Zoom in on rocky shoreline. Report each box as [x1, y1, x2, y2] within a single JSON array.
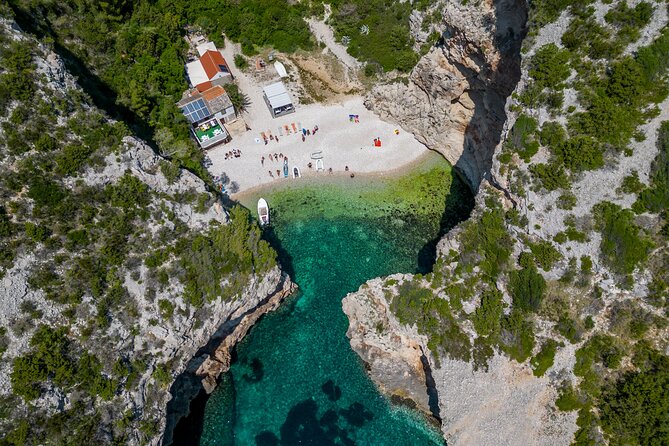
[[161, 274, 296, 446]]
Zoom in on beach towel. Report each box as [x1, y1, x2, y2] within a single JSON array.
[[260, 132, 267, 141]]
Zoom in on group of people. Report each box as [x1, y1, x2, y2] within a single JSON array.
[[224, 149, 242, 160], [261, 152, 287, 166], [265, 153, 288, 178]]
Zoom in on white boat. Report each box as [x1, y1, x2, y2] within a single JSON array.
[[310, 151, 323, 159], [316, 159, 324, 172], [293, 166, 301, 178], [257, 198, 269, 226]]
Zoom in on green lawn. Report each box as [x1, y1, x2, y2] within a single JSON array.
[[194, 121, 223, 141]]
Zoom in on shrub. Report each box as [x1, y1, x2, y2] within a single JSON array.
[[635, 121, 669, 213], [509, 261, 546, 312], [233, 53, 248, 70], [529, 44, 571, 90], [555, 384, 584, 411], [529, 240, 561, 270], [556, 136, 603, 172], [531, 339, 559, 377], [472, 289, 504, 338], [599, 347, 668, 446], [499, 309, 535, 362], [106, 173, 150, 210], [24, 222, 49, 243], [508, 114, 540, 162], [593, 202, 652, 276], [159, 160, 180, 185], [27, 178, 67, 208], [55, 144, 95, 176], [619, 171, 645, 195], [530, 162, 570, 191], [459, 202, 514, 280], [158, 299, 175, 319]]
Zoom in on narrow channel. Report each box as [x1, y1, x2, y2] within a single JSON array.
[[177, 152, 473, 445]]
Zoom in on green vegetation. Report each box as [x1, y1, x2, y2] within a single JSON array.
[[593, 202, 652, 277], [0, 17, 281, 442], [459, 201, 514, 280], [509, 258, 546, 312], [11, 326, 116, 402], [176, 207, 276, 307], [506, 114, 540, 162], [499, 309, 535, 363], [528, 240, 561, 271], [635, 121, 669, 214], [392, 280, 471, 364], [327, 0, 419, 71], [531, 339, 559, 377], [529, 43, 571, 90], [604, 1, 654, 45]]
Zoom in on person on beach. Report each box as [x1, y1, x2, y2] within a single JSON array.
[[276, 169, 280, 176], [261, 156, 265, 166], [345, 166, 349, 171], [307, 162, 312, 169], [328, 167, 333, 174], [302, 135, 305, 142], [269, 170, 273, 177], [279, 153, 283, 159]]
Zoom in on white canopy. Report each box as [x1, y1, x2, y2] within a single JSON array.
[[263, 82, 292, 109]]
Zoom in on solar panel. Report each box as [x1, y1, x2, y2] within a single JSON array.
[[180, 98, 212, 124]]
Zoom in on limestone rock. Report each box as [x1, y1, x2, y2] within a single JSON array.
[[366, 0, 527, 189]]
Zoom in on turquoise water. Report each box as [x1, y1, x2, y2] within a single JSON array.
[[198, 157, 471, 446]]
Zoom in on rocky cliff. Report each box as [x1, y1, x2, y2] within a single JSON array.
[[365, 0, 527, 189], [349, 0, 669, 444], [0, 17, 292, 445]]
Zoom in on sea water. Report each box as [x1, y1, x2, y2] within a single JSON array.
[[198, 153, 473, 446]]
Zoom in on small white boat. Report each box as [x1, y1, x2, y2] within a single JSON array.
[[293, 166, 301, 178], [257, 198, 269, 226], [316, 159, 324, 172], [310, 151, 323, 159]]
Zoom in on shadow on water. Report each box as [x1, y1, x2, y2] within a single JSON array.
[[416, 169, 475, 274], [261, 224, 296, 279]]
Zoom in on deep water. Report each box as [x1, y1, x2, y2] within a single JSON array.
[[195, 154, 473, 446]]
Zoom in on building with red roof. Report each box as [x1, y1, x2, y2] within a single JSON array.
[[185, 43, 233, 90]]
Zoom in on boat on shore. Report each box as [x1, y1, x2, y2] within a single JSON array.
[[257, 198, 269, 226], [283, 159, 289, 178], [293, 166, 301, 178], [316, 159, 324, 172], [310, 151, 323, 159]]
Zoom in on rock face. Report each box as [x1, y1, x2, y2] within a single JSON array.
[[0, 18, 296, 445], [342, 262, 578, 445], [365, 0, 527, 189], [342, 275, 437, 418]]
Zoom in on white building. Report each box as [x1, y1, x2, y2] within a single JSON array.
[[262, 82, 294, 118]]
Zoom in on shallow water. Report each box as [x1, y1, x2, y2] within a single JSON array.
[[198, 153, 472, 446]]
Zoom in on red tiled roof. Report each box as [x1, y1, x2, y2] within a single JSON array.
[[195, 81, 213, 92], [200, 50, 229, 79], [201, 85, 227, 101]]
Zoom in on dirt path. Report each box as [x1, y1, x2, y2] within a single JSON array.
[[306, 6, 362, 72]]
